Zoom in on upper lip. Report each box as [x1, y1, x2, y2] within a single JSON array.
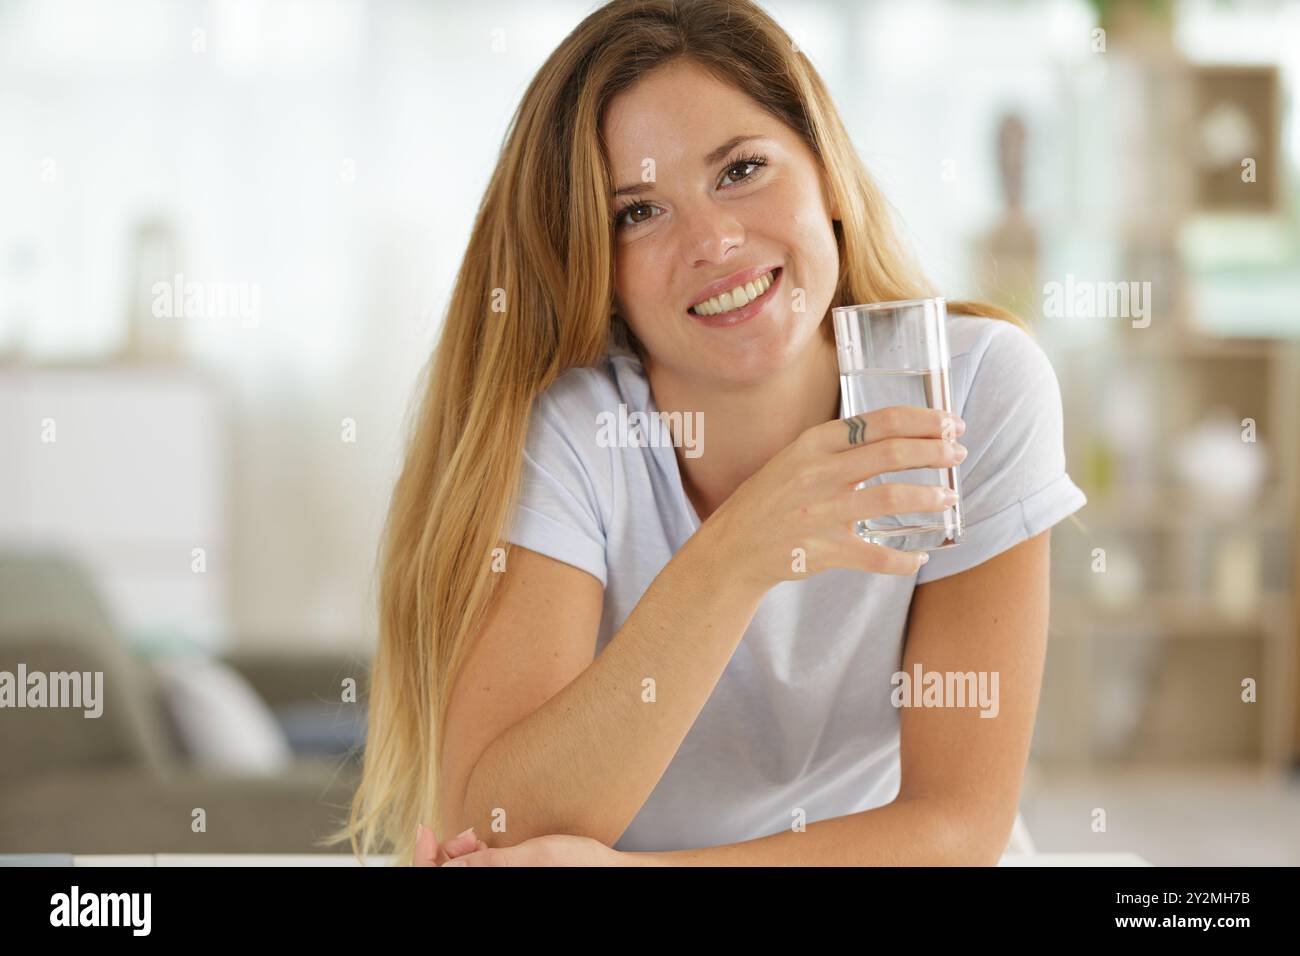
[[687, 264, 780, 310]]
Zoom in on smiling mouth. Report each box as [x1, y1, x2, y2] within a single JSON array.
[[687, 267, 782, 317]]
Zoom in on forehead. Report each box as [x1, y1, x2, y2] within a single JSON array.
[[601, 60, 773, 168]]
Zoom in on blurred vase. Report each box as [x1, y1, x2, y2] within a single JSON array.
[[121, 217, 185, 364], [1213, 531, 1261, 623], [1089, 542, 1145, 609], [1173, 407, 1267, 517]]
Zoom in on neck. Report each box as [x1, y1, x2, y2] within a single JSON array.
[[645, 325, 841, 523]]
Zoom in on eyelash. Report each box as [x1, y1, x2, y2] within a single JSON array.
[[613, 151, 769, 230]]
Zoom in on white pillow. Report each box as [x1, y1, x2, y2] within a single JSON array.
[[152, 655, 293, 775]]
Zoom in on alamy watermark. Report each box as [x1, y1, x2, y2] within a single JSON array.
[[1042, 274, 1151, 328], [50, 886, 150, 935], [151, 272, 261, 328], [596, 403, 704, 458], [0, 664, 103, 718], [890, 664, 1000, 718]]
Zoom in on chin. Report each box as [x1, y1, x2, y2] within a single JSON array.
[[703, 326, 804, 382]]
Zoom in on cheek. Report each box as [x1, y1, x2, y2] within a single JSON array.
[[789, 203, 838, 283], [612, 255, 664, 345], [614, 245, 652, 302], [616, 247, 677, 323], [786, 188, 835, 246]]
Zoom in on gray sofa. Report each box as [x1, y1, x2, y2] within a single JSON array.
[[0, 551, 368, 855]]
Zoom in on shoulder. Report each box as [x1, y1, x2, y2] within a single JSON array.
[[531, 346, 652, 426], [948, 313, 1046, 371], [533, 359, 623, 423], [523, 355, 636, 493], [915, 314, 1085, 581], [947, 313, 1061, 416]]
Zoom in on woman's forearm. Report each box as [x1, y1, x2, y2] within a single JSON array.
[[624, 796, 999, 866], [455, 520, 764, 848]]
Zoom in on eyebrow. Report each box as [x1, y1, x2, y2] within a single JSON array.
[[610, 134, 765, 199]]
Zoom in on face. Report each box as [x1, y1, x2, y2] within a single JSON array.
[[601, 58, 841, 386]]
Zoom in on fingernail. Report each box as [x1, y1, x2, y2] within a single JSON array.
[[917, 552, 929, 565], [443, 859, 467, 867], [456, 827, 476, 840], [954, 445, 968, 461]]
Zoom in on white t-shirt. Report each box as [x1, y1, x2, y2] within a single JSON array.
[[504, 314, 1087, 852]]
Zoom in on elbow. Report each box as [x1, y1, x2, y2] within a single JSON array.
[[958, 834, 1008, 867], [495, 809, 624, 849], [947, 808, 1015, 866], [911, 799, 1010, 866], [457, 771, 620, 850], [475, 819, 620, 852]]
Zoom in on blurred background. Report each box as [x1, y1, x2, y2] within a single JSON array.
[[1, 0, 1297, 864]]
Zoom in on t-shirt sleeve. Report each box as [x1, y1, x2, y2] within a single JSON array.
[[916, 320, 1087, 584], [504, 380, 610, 588]]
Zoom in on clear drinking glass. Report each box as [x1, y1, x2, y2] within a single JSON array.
[[832, 296, 964, 552]]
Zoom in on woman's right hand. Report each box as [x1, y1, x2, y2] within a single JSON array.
[[704, 405, 966, 593]]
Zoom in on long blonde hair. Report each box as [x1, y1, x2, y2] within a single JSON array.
[[325, 0, 1023, 865]]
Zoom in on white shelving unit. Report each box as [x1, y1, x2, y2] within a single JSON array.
[[1038, 335, 1299, 771]]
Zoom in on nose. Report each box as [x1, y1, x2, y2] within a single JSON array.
[[680, 199, 745, 267]]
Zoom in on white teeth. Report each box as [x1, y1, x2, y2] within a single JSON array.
[[691, 269, 775, 316]]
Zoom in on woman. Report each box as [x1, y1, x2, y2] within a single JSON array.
[[331, 0, 1086, 866]]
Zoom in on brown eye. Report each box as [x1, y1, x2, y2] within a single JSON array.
[[721, 157, 765, 186], [615, 200, 658, 230], [723, 162, 751, 183]]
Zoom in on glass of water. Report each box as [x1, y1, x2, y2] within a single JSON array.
[[831, 296, 964, 552]]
